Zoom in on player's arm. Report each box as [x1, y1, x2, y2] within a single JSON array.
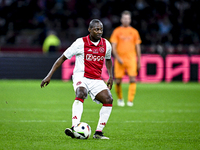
[[136, 44, 141, 72], [112, 43, 123, 64], [105, 59, 113, 90], [40, 55, 67, 88]]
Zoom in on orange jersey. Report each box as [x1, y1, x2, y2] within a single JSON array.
[[110, 26, 141, 60]]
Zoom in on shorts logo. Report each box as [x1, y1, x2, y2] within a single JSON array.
[[86, 54, 104, 61], [99, 47, 105, 53], [100, 122, 106, 126], [76, 81, 82, 86]]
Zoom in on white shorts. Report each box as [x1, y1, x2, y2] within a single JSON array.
[[72, 76, 109, 104]]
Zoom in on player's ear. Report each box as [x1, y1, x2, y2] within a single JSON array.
[[88, 28, 91, 33]]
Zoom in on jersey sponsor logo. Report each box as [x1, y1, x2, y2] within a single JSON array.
[[119, 35, 133, 41], [99, 47, 105, 53], [93, 49, 98, 54], [86, 54, 104, 61]]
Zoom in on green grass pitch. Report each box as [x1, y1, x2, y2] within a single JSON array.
[[0, 80, 200, 150]]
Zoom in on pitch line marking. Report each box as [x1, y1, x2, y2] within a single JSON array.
[[125, 120, 200, 123], [1, 108, 200, 113], [0, 120, 199, 123]]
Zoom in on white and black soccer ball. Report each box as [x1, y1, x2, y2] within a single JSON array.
[[73, 122, 91, 139]]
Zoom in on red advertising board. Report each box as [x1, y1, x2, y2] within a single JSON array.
[[62, 55, 200, 83]]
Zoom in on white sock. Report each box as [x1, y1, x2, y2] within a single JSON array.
[[96, 104, 112, 132], [72, 99, 83, 127]]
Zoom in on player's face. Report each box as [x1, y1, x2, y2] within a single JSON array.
[[121, 14, 131, 27], [89, 23, 103, 41]]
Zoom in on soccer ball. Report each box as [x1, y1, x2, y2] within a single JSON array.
[[73, 122, 91, 139]]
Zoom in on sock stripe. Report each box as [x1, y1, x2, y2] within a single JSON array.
[[103, 104, 112, 107], [96, 130, 102, 132], [75, 97, 84, 103]]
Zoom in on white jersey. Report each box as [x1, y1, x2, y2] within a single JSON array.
[[63, 35, 112, 80]]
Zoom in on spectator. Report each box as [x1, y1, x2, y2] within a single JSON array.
[[42, 30, 61, 53], [166, 45, 175, 54], [158, 16, 172, 44], [188, 45, 198, 55], [0, 0, 199, 54], [135, 0, 148, 11]]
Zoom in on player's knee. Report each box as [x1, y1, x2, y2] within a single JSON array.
[[130, 80, 136, 83], [76, 90, 87, 99], [76, 87, 87, 99], [115, 79, 121, 85], [116, 82, 120, 86], [77, 92, 87, 99], [129, 76, 136, 83], [104, 96, 113, 104]]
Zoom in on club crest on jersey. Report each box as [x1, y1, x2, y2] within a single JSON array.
[[99, 47, 105, 53], [76, 81, 82, 86], [93, 49, 98, 54]]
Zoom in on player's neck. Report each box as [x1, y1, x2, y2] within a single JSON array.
[[89, 35, 100, 42], [121, 25, 130, 28]]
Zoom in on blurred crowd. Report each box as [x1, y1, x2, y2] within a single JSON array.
[[0, 0, 200, 55]]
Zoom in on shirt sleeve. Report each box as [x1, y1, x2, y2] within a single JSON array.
[[63, 38, 83, 59], [110, 28, 118, 44], [135, 30, 142, 45], [105, 39, 112, 59]]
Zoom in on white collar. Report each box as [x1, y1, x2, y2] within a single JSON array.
[[91, 40, 100, 46]]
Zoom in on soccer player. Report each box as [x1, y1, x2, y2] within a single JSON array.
[[110, 10, 142, 107], [40, 19, 113, 139]]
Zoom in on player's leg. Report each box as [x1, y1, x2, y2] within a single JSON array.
[[114, 59, 125, 106], [127, 59, 137, 106], [65, 87, 88, 138], [87, 78, 113, 139], [115, 78, 122, 99], [65, 77, 88, 138], [115, 78, 125, 106], [72, 87, 87, 126], [127, 76, 136, 106], [65, 86, 88, 138], [93, 89, 113, 139]]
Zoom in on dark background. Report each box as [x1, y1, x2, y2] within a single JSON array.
[[0, 0, 199, 81]]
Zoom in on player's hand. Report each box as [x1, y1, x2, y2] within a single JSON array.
[[40, 76, 51, 88], [117, 57, 123, 64], [137, 61, 141, 72], [107, 77, 113, 90]]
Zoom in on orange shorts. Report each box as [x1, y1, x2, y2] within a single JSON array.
[[114, 58, 137, 78]]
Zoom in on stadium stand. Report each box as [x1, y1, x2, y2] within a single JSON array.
[[0, 0, 199, 54]]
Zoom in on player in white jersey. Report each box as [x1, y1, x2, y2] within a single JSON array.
[[40, 19, 113, 139]]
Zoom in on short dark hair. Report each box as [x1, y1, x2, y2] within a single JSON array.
[[121, 10, 131, 17], [89, 19, 103, 29]]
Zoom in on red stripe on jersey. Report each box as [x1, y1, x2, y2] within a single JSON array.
[[75, 97, 84, 103], [103, 104, 113, 107], [82, 35, 107, 79]]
